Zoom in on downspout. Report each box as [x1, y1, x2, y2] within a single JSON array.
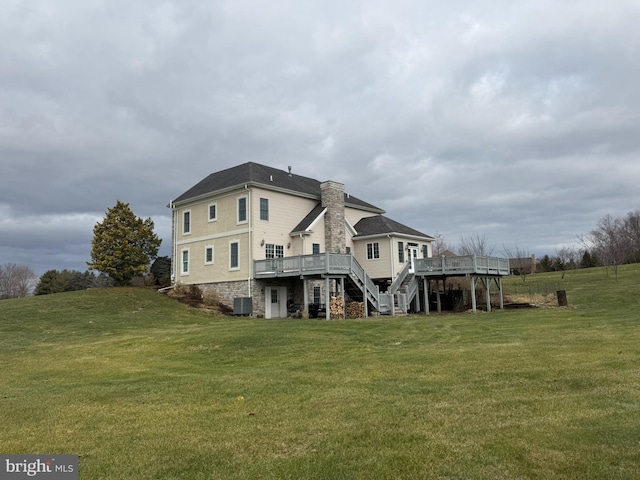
[[388, 234, 395, 279], [170, 200, 177, 285], [246, 184, 252, 297]]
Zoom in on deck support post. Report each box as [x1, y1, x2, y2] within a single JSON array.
[[423, 278, 429, 314], [484, 278, 492, 312], [303, 278, 309, 318], [340, 277, 345, 318], [471, 276, 477, 313], [325, 276, 330, 320], [498, 277, 504, 309], [436, 279, 442, 313]]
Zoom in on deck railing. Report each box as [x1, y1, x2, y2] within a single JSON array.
[[415, 255, 510, 276]]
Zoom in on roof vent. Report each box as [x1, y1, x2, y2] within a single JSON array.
[[288, 166, 292, 177], [270, 175, 273, 182]]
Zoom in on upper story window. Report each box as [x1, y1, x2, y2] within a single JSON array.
[[398, 242, 404, 263], [367, 242, 380, 260], [208, 203, 217, 222], [183, 210, 191, 235], [346, 246, 351, 255], [312, 243, 320, 254], [237, 197, 247, 224], [229, 241, 240, 270], [260, 198, 269, 221]]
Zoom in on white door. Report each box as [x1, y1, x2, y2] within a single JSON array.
[[408, 245, 419, 274], [265, 286, 288, 318]]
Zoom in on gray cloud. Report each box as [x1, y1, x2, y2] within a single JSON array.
[[2, 0, 639, 274]]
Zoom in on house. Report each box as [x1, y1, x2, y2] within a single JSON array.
[[169, 162, 509, 317]]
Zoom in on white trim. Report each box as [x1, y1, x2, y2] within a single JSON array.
[[237, 195, 248, 225], [182, 209, 191, 235], [176, 228, 250, 246], [366, 242, 380, 260], [259, 197, 269, 221], [307, 207, 327, 231], [208, 202, 217, 222], [204, 245, 214, 265], [180, 248, 190, 275], [345, 217, 357, 237], [229, 240, 240, 271]]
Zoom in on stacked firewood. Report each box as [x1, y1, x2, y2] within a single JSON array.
[[329, 296, 345, 319], [346, 301, 365, 318]]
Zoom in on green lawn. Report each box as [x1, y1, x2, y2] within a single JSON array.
[[1, 265, 639, 479]]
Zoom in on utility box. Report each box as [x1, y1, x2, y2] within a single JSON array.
[[233, 297, 253, 316]]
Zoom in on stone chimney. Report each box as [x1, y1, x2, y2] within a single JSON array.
[[320, 181, 346, 254]]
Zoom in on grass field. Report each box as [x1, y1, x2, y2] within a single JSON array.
[[1, 265, 639, 479]]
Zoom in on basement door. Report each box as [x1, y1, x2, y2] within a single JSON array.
[[265, 286, 288, 319]]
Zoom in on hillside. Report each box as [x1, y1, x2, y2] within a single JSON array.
[[1, 267, 639, 479]]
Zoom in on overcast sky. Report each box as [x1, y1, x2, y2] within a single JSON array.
[[2, 0, 639, 275]]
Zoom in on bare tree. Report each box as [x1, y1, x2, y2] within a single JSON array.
[[0, 263, 38, 299], [458, 234, 495, 256], [431, 232, 451, 256], [554, 245, 579, 279], [581, 214, 628, 280], [503, 244, 533, 282]]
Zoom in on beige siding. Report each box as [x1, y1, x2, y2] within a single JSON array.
[[345, 207, 377, 228], [250, 187, 319, 258], [353, 237, 393, 280], [174, 188, 252, 285]]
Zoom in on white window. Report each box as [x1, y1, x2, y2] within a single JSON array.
[[183, 210, 191, 235], [266, 244, 284, 259], [398, 242, 405, 263], [229, 241, 240, 270], [313, 286, 321, 305], [237, 196, 247, 224], [260, 198, 269, 221], [181, 249, 189, 275], [205, 246, 214, 265], [367, 242, 380, 260], [208, 203, 217, 222]]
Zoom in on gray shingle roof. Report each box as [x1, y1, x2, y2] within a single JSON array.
[[172, 162, 384, 213], [354, 215, 433, 240], [290, 203, 325, 234]]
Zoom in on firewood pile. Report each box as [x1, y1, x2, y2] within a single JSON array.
[[329, 296, 345, 319], [346, 301, 365, 318]]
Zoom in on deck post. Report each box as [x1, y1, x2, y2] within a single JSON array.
[[303, 278, 309, 318], [471, 276, 477, 313], [340, 277, 345, 318], [436, 279, 442, 313], [325, 276, 330, 320], [415, 281, 421, 313], [423, 278, 429, 314], [485, 278, 492, 312], [498, 277, 504, 309]]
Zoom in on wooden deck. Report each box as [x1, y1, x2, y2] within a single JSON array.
[[414, 255, 510, 277], [255, 254, 510, 279]]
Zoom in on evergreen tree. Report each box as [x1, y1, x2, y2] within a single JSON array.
[[150, 256, 172, 286], [87, 201, 161, 286]]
